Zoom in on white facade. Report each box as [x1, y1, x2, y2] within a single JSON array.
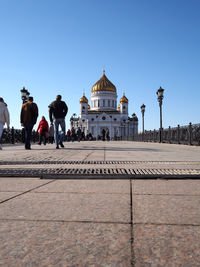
[[70, 72, 138, 139]]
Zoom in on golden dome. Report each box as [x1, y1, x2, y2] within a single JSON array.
[[120, 94, 128, 104], [80, 95, 88, 104], [88, 104, 90, 110], [118, 104, 120, 110], [92, 71, 116, 93]]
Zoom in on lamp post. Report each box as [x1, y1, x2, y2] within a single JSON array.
[[156, 86, 164, 143], [140, 104, 146, 141], [123, 119, 126, 137], [20, 87, 30, 104], [132, 113, 138, 137], [127, 121, 129, 136]]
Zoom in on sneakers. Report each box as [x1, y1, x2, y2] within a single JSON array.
[[59, 142, 64, 148], [56, 142, 64, 149]]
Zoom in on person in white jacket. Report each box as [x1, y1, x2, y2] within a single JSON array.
[[0, 97, 10, 150]]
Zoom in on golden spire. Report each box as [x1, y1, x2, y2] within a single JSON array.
[[80, 93, 88, 104], [120, 91, 128, 103], [91, 72, 116, 93]]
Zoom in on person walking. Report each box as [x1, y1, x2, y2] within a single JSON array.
[[0, 98, 10, 150], [49, 95, 68, 149], [48, 123, 54, 144], [102, 128, 106, 141], [71, 127, 75, 142], [20, 96, 38, 150], [36, 116, 49, 145], [66, 129, 71, 142], [106, 129, 110, 141], [77, 127, 81, 142]]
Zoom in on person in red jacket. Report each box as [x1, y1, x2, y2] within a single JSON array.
[[36, 116, 49, 145]]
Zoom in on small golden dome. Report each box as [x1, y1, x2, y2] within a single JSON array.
[[88, 104, 90, 110], [80, 95, 88, 104], [120, 95, 128, 104], [118, 104, 120, 110], [92, 71, 116, 93]]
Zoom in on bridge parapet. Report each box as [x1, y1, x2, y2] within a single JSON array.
[[121, 122, 200, 146]]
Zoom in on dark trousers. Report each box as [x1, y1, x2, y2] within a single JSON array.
[[24, 123, 33, 149], [39, 133, 46, 145], [48, 136, 54, 144]]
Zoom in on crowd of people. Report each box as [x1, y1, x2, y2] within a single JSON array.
[[0, 94, 94, 150], [20, 94, 68, 150], [66, 128, 93, 142]]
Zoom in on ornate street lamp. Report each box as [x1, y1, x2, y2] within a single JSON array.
[[156, 86, 164, 143], [20, 87, 30, 104], [140, 104, 146, 141], [26, 90, 30, 99]]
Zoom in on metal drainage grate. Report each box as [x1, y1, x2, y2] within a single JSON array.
[[0, 160, 200, 165], [0, 168, 200, 178]]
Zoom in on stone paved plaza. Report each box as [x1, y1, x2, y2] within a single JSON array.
[[0, 141, 200, 266]]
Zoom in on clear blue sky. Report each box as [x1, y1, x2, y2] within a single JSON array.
[[0, 0, 200, 131]]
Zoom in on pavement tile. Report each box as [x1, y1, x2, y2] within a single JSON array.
[[0, 221, 131, 267], [132, 195, 200, 225], [33, 179, 130, 194], [0, 178, 50, 192], [132, 179, 200, 195], [0, 192, 22, 202], [1, 141, 200, 162], [134, 224, 200, 267], [0, 192, 130, 222]]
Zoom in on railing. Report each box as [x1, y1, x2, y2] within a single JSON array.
[[122, 122, 200, 146], [2, 123, 200, 146], [1, 127, 39, 144]]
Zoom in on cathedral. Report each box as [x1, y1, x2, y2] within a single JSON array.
[[70, 71, 138, 139]]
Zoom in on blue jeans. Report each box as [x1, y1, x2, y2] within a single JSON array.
[[24, 122, 33, 149], [0, 122, 4, 139], [53, 118, 66, 146]]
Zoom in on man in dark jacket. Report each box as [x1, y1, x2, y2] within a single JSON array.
[[49, 95, 68, 149], [20, 96, 38, 150]]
